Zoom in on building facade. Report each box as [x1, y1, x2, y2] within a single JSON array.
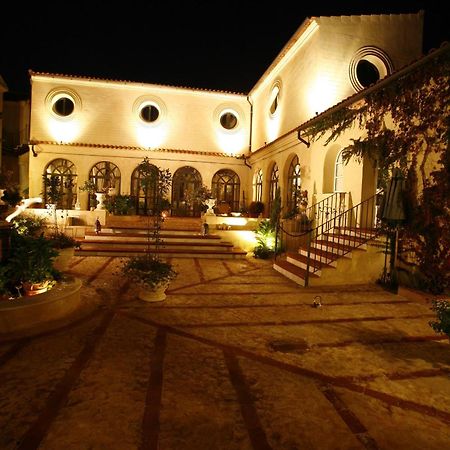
[[27, 12, 424, 217]]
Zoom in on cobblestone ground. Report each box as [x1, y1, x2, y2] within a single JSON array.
[[0, 256, 449, 450]]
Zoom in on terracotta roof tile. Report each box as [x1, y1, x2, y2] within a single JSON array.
[[28, 70, 246, 96]]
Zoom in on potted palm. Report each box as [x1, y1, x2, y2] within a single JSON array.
[[121, 158, 177, 302]]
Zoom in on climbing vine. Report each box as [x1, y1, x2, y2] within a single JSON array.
[[305, 45, 450, 293]]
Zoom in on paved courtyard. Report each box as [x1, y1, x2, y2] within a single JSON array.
[[0, 256, 449, 450]]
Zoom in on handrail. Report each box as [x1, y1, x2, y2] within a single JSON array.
[[276, 191, 383, 286], [276, 192, 348, 259]]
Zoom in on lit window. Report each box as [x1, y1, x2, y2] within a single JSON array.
[[253, 169, 263, 202], [334, 151, 344, 192]]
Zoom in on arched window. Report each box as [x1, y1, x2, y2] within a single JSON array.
[[43, 158, 77, 209], [253, 169, 263, 202], [212, 169, 240, 212], [131, 162, 159, 215], [334, 151, 345, 192], [172, 166, 203, 217], [287, 156, 301, 213], [87, 161, 121, 210], [268, 164, 279, 214]]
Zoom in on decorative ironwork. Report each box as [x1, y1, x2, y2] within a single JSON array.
[[212, 169, 240, 212], [171, 166, 203, 217], [87, 161, 121, 210], [43, 158, 77, 209], [268, 164, 279, 215], [131, 162, 158, 215], [287, 155, 301, 213]]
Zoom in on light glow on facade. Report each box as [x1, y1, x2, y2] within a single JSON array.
[[47, 117, 82, 143], [307, 75, 339, 117]]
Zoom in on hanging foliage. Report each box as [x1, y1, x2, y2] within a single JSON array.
[[305, 45, 450, 293]]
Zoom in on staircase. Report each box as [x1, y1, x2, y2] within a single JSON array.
[[273, 193, 385, 286], [74, 216, 247, 259]]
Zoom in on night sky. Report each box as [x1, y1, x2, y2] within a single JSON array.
[[1, 0, 449, 95]]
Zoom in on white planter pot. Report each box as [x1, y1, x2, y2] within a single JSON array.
[[95, 192, 106, 210], [138, 282, 169, 302]]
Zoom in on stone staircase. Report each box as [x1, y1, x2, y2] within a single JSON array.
[[273, 226, 385, 286], [74, 216, 247, 259]]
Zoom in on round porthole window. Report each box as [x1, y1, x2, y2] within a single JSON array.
[[133, 96, 166, 126], [140, 104, 160, 123], [46, 89, 81, 119], [220, 111, 238, 130], [349, 47, 394, 92], [269, 80, 282, 117], [53, 97, 74, 116]]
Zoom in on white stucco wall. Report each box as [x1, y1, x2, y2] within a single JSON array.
[[30, 75, 250, 156], [249, 13, 423, 150]]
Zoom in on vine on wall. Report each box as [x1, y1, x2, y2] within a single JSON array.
[[305, 46, 450, 293]]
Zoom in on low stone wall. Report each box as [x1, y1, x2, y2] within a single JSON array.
[[0, 277, 83, 337]]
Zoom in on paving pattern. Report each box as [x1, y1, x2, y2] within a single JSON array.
[[0, 256, 449, 450]]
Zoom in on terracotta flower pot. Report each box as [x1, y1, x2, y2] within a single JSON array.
[[23, 280, 51, 297]]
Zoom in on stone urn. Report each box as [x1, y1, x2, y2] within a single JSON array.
[[204, 198, 216, 216], [95, 192, 106, 210]]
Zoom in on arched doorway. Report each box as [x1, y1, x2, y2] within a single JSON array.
[[131, 162, 158, 215], [171, 166, 202, 217], [43, 158, 77, 209], [87, 161, 121, 210], [212, 169, 240, 212]]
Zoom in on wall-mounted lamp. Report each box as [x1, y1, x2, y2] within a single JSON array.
[[30, 144, 38, 157], [235, 154, 252, 169], [297, 130, 310, 148]]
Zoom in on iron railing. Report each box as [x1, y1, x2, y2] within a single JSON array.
[[276, 191, 383, 286]]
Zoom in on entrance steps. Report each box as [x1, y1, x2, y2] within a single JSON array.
[[273, 227, 385, 286], [75, 216, 247, 259]]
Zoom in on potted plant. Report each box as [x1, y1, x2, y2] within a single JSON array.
[[79, 179, 109, 210], [248, 201, 264, 218], [120, 158, 177, 301], [429, 299, 450, 342], [7, 234, 58, 296]]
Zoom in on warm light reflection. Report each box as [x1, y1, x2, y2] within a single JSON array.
[[267, 113, 281, 142], [306, 75, 339, 118], [215, 130, 246, 155], [136, 123, 168, 148], [47, 118, 81, 143], [6, 197, 43, 222]]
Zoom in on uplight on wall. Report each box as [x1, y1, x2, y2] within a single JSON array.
[[47, 118, 81, 143], [134, 97, 168, 149], [215, 107, 246, 155], [306, 75, 338, 118], [136, 123, 168, 148]]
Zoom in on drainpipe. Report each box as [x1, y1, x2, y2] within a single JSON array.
[[246, 94, 253, 153]]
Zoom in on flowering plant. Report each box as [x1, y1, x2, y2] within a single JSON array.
[[429, 299, 450, 337]]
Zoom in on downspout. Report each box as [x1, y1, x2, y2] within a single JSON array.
[[246, 94, 253, 154]]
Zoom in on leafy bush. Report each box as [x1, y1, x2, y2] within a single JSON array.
[[429, 299, 450, 337]]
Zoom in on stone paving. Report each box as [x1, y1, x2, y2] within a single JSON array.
[[0, 256, 449, 450]]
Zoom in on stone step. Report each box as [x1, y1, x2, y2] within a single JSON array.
[[273, 259, 320, 286], [75, 246, 247, 259], [84, 231, 221, 242]]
